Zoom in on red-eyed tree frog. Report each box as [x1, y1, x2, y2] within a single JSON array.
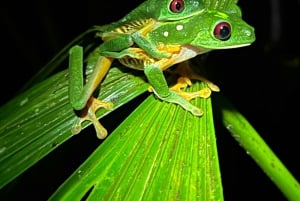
[[68, 0, 255, 139]]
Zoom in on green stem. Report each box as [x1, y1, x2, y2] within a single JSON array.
[[214, 93, 300, 201]]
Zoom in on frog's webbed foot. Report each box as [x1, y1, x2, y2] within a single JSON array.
[[170, 77, 212, 101], [71, 97, 113, 139], [171, 61, 220, 93]]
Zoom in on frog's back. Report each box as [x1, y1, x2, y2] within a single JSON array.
[[98, 0, 206, 32], [98, 0, 153, 33]]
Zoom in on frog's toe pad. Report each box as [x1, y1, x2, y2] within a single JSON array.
[[195, 87, 212, 99], [206, 82, 220, 92], [191, 107, 204, 116], [71, 119, 83, 135]]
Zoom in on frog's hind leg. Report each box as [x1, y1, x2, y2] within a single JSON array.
[[172, 61, 220, 92], [169, 61, 220, 101], [69, 46, 114, 139], [170, 77, 212, 101]]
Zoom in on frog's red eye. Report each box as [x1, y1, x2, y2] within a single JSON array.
[[213, 21, 231, 41], [170, 0, 184, 13]]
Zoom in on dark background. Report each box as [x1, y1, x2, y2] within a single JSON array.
[[1, 0, 299, 200]]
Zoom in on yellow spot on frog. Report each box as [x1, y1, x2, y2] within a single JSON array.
[[163, 31, 169, 37]]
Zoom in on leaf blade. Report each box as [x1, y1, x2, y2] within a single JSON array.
[[50, 82, 223, 201], [0, 67, 149, 189]]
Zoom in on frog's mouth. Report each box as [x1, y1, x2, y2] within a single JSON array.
[[212, 43, 251, 49]]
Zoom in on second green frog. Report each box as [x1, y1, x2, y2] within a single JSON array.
[[68, 0, 255, 139]]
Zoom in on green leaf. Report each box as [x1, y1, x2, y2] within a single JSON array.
[[214, 94, 300, 201], [0, 67, 149, 189], [49, 82, 223, 200]]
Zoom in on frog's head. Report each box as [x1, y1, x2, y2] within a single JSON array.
[[154, 0, 205, 20], [128, 0, 205, 21], [190, 2, 255, 50]]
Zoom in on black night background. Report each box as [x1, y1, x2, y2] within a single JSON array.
[[0, 1, 299, 200]]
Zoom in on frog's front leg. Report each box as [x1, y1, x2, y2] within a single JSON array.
[[144, 63, 204, 116], [69, 45, 113, 139]]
